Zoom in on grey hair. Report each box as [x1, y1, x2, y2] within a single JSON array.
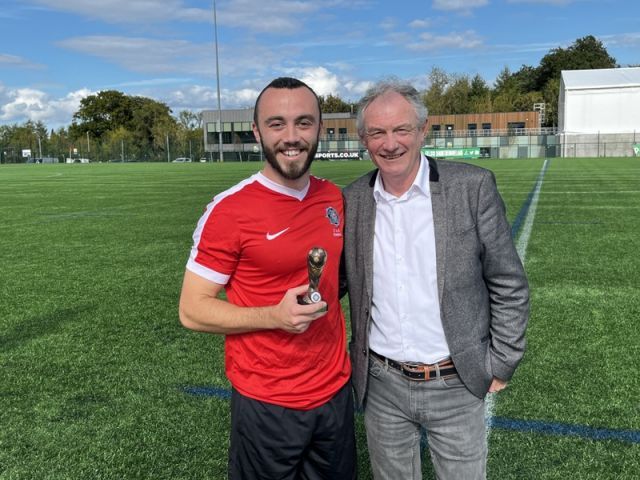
[[356, 78, 428, 137]]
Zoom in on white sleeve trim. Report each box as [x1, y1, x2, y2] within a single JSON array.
[[186, 258, 230, 285]]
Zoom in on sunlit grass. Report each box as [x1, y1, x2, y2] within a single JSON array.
[[1, 158, 638, 479]]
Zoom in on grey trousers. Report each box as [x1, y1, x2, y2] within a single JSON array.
[[364, 355, 487, 480]]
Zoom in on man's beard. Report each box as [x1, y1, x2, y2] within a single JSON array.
[[261, 138, 319, 181]]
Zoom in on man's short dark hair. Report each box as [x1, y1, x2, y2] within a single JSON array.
[[253, 77, 322, 124]]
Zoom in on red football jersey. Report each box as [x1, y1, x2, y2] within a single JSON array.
[[187, 172, 350, 409]]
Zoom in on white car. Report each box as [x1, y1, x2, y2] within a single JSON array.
[[172, 157, 192, 163]]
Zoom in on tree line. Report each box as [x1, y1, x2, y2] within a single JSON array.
[[0, 91, 205, 164], [0, 35, 621, 163]]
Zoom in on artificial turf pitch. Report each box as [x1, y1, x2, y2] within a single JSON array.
[[1, 158, 638, 479]]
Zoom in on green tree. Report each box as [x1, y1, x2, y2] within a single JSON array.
[[71, 90, 134, 139], [0, 121, 48, 161], [469, 74, 492, 113], [130, 96, 177, 160], [49, 127, 70, 161], [423, 67, 450, 115], [542, 77, 561, 127], [441, 75, 472, 114], [319, 94, 352, 113], [535, 35, 617, 90], [177, 110, 202, 130], [175, 110, 205, 160], [70, 90, 177, 161], [103, 127, 135, 161]]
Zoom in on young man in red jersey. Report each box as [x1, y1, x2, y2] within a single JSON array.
[[179, 77, 355, 479]]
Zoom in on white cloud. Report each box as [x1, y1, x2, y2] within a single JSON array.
[[409, 19, 431, 29], [0, 84, 92, 127], [56, 35, 281, 79], [0, 64, 374, 129], [31, 0, 209, 24], [166, 66, 373, 112], [299, 67, 341, 97], [30, 0, 353, 34], [165, 84, 260, 111], [57, 36, 203, 75], [280, 66, 371, 101], [0, 53, 44, 69], [220, 0, 319, 32], [433, 0, 488, 12], [507, 0, 574, 5], [379, 17, 398, 31], [407, 31, 484, 51], [601, 32, 640, 48]]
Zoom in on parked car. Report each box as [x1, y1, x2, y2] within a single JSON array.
[[172, 157, 192, 163]]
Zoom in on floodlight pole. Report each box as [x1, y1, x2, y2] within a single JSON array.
[[213, 0, 224, 162]]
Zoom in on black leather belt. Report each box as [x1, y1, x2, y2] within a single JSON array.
[[370, 350, 457, 381]]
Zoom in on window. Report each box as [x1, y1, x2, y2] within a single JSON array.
[[236, 131, 257, 144], [507, 122, 525, 135], [468, 123, 477, 136], [206, 131, 233, 144], [338, 127, 348, 140], [482, 123, 491, 136], [445, 124, 454, 137], [431, 125, 441, 132], [326, 127, 335, 140]]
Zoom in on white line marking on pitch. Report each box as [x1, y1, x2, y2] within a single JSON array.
[[485, 158, 549, 441]]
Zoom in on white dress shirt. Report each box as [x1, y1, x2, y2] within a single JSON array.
[[369, 155, 450, 364]]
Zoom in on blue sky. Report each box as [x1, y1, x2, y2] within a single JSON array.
[[1, 0, 639, 129]]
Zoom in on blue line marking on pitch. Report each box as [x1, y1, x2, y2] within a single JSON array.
[[181, 386, 640, 445], [181, 386, 231, 399], [489, 416, 640, 444], [510, 158, 550, 238]]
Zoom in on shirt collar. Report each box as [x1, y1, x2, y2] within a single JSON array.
[[256, 172, 310, 200], [373, 154, 430, 203]]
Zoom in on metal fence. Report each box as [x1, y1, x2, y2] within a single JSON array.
[[3, 132, 639, 164], [0, 136, 207, 164]]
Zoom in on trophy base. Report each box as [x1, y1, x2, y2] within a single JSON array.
[[298, 294, 327, 312]]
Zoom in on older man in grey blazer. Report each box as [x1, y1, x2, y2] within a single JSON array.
[[343, 80, 529, 479]]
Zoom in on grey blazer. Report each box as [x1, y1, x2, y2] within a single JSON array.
[[343, 157, 529, 406]]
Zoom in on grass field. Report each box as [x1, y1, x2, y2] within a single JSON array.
[[1, 158, 639, 479]]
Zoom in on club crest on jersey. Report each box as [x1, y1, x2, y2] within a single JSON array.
[[325, 207, 340, 226]]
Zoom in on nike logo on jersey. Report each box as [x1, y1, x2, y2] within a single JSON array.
[[266, 227, 290, 240]]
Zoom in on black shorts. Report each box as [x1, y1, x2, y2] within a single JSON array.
[[228, 381, 356, 480]]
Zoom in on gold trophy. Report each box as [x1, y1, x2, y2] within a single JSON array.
[[300, 247, 327, 306]]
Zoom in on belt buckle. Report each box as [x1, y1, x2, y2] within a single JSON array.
[[401, 362, 430, 381]]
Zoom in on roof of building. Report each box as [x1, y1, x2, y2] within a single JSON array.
[[561, 67, 640, 90]]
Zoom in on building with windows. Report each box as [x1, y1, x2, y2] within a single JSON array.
[[428, 111, 540, 137], [202, 108, 553, 161], [202, 109, 362, 161]]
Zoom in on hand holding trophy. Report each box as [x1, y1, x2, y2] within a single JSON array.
[[299, 247, 327, 309]]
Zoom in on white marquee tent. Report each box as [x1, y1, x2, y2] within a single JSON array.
[[559, 67, 640, 134]]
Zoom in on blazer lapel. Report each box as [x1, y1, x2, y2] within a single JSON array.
[[427, 158, 447, 303], [362, 171, 377, 299]]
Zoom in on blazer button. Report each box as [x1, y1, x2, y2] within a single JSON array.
[[362, 349, 366, 355]]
